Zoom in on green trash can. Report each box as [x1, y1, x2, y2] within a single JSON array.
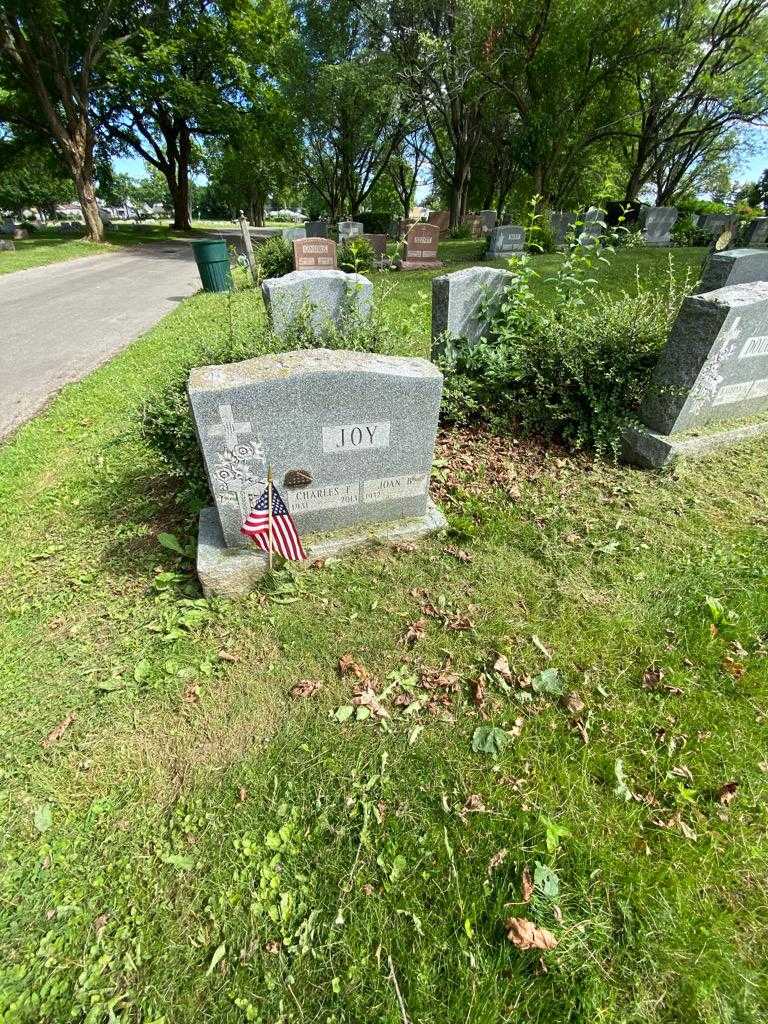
[[191, 238, 232, 293]]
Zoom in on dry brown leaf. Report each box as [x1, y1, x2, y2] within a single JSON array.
[[561, 691, 585, 715], [509, 716, 525, 738], [717, 780, 738, 805], [505, 917, 558, 951], [290, 679, 323, 698], [42, 712, 76, 749], [722, 656, 745, 680], [362, 883, 375, 896], [487, 848, 508, 874], [532, 635, 552, 659], [265, 940, 281, 954], [237, 786, 248, 803], [218, 650, 240, 663], [182, 682, 200, 704], [442, 545, 472, 562], [352, 686, 389, 719], [444, 612, 474, 631], [553, 905, 563, 924], [471, 675, 487, 709], [338, 654, 368, 679], [493, 654, 513, 681], [574, 719, 589, 745], [405, 619, 427, 645], [521, 866, 533, 903], [463, 794, 486, 813]]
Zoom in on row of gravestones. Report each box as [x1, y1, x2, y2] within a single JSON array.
[[283, 224, 445, 273], [188, 243, 768, 597]]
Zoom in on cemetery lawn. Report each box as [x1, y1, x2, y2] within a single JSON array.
[[3, 245, 768, 1023]]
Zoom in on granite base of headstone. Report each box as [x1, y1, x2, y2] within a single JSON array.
[[696, 248, 768, 293], [623, 280, 768, 468], [399, 223, 442, 270], [262, 268, 372, 339], [188, 348, 446, 597], [486, 225, 524, 258], [640, 206, 678, 246], [0, 240, 15, 252], [431, 267, 513, 358]]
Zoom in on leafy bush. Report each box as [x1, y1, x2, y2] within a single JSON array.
[[671, 213, 710, 247], [449, 222, 473, 240], [256, 235, 293, 280], [338, 236, 376, 273], [438, 246, 691, 457]]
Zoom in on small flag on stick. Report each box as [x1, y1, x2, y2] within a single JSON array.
[[241, 469, 306, 563]]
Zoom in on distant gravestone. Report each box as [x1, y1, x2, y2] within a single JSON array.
[[262, 268, 372, 340], [578, 207, 604, 246], [363, 232, 387, 256], [478, 210, 497, 235], [550, 211, 576, 245], [463, 214, 483, 239], [400, 223, 442, 270], [427, 210, 450, 238], [487, 224, 524, 258], [305, 220, 328, 238], [338, 220, 364, 241], [740, 218, 768, 246], [293, 236, 337, 271], [696, 249, 768, 293], [0, 240, 15, 252], [623, 281, 768, 467], [189, 349, 446, 595], [698, 214, 737, 237], [640, 207, 678, 247], [431, 267, 513, 358], [12, 228, 29, 240], [0, 221, 15, 237], [282, 226, 307, 242]]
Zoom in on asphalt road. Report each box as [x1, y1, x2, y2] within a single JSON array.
[[0, 243, 200, 441]]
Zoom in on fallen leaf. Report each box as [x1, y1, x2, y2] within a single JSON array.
[[722, 656, 745, 680], [716, 781, 738, 806], [237, 787, 248, 803], [264, 940, 281, 954], [338, 654, 368, 679], [362, 883, 375, 896], [182, 681, 200, 704], [93, 914, 109, 935], [532, 635, 552, 660], [521, 866, 533, 903], [442, 546, 472, 562], [206, 941, 226, 976], [493, 654, 513, 681], [505, 917, 558, 951], [532, 668, 564, 696], [218, 650, 240, 663], [613, 759, 634, 802], [463, 793, 486, 813], [509, 716, 525, 738], [561, 691, 585, 715], [352, 686, 389, 719], [290, 679, 323, 698], [41, 712, 76, 749], [471, 675, 487, 709], [405, 619, 427, 645], [33, 803, 52, 833], [472, 724, 509, 755]]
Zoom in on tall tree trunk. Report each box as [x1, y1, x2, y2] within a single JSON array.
[[172, 125, 192, 230], [67, 143, 104, 242]]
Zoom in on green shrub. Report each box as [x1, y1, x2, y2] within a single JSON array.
[[338, 236, 376, 273], [256, 235, 293, 280], [449, 222, 472, 240], [438, 249, 691, 457]]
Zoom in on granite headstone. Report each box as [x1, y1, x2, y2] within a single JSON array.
[[293, 236, 337, 271], [478, 210, 497, 235], [696, 249, 768, 293], [262, 268, 372, 340], [338, 220, 364, 241], [698, 214, 737, 237], [487, 224, 524, 257], [740, 218, 768, 247], [550, 211, 576, 245], [623, 280, 768, 466], [282, 226, 307, 242], [428, 210, 450, 238], [0, 240, 15, 252], [400, 223, 442, 270], [431, 267, 513, 357], [640, 206, 678, 246], [305, 220, 329, 238], [578, 207, 604, 246]]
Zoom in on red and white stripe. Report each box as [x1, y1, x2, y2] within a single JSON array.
[[241, 509, 306, 561]]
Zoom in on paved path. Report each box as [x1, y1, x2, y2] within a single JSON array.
[[0, 243, 200, 441]]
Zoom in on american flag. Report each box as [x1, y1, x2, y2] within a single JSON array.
[[241, 483, 307, 561]]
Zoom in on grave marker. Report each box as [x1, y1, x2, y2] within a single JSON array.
[[427, 210, 450, 238], [578, 207, 604, 246], [282, 226, 307, 242], [293, 236, 337, 271], [338, 220, 364, 241], [740, 218, 768, 246], [623, 280, 768, 467], [698, 213, 737, 237], [305, 220, 329, 238], [696, 248, 768, 293], [400, 223, 442, 270], [431, 267, 513, 357], [487, 224, 524, 258], [262, 268, 372, 340], [478, 210, 497, 235], [640, 206, 678, 247], [188, 349, 446, 595], [0, 240, 15, 252], [550, 211, 576, 246]]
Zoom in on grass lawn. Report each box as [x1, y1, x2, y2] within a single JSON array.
[[2, 245, 767, 1024]]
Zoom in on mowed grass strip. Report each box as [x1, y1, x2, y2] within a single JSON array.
[[1, 246, 766, 1024]]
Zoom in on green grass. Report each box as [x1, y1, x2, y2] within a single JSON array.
[[1, 245, 766, 1024]]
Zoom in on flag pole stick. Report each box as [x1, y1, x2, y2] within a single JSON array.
[[267, 465, 274, 572]]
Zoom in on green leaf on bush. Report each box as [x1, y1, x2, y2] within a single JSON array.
[[157, 533, 187, 557], [532, 668, 565, 696], [471, 725, 508, 756]]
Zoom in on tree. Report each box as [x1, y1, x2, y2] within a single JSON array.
[[387, 131, 429, 219], [0, 0, 124, 240], [757, 168, 768, 212], [99, 0, 292, 230], [0, 140, 74, 215]]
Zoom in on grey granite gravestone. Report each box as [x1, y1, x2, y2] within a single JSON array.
[[0, 221, 15, 236], [640, 206, 678, 246], [740, 218, 768, 246], [262, 269, 372, 340], [282, 226, 307, 242], [578, 207, 604, 246], [698, 213, 737, 237], [550, 211, 576, 245], [487, 224, 524, 257], [0, 240, 15, 252], [338, 220, 364, 241], [188, 349, 446, 595], [478, 210, 497, 235], [623, 280, 768, 467], [431, 266, 513, 358], [696, 249, 768, 293], [305, 220, 328, 238]]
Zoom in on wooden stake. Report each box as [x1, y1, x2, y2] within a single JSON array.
[[238, 210, 257, 284], [267, 465, 274, 572]]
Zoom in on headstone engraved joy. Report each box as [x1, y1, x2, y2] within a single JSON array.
[[189, 350, 446, 595], [487, 224, 524, 258], [696, 248, 768, 293], [623, 280, 768, 467], [431, 267, 512, 357], [293, 236, 337, 271], [262, 269, 372, 340], [640, 206, 678, 247], [400, 223, 442, 270]]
